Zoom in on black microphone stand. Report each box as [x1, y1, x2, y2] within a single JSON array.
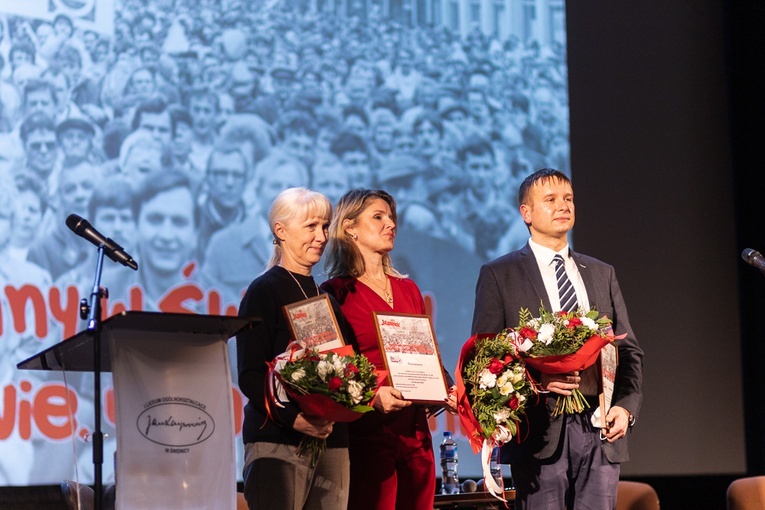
[[80, 245, 108, 510]]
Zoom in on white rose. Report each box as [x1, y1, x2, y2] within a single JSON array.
[[347, 380, 364, 404], [539, 323, 555, 345], [479, 369, 497, 389], [290, 368, 306, 382]]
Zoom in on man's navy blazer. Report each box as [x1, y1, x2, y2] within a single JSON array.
[[471, 243, 643, 463]]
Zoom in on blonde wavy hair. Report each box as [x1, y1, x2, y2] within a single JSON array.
[[324, 188, 405, 279]]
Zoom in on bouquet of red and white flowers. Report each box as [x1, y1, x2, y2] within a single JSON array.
[[456, 329, 537, 499], [269, 344, 386, 464], [513, 306, 618, 416]]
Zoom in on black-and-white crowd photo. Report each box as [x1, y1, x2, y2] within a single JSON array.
[[0, 0, 568, 484]]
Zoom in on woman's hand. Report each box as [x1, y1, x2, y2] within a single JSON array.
[[293, 413, 334, 439], [372, 385, 412, 414], [540, 371, 580, 396], [444, 385, 458, 415]]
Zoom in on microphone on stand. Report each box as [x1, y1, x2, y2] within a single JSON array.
[[742, 248, 765, 273], [66, 213, 138, 270]]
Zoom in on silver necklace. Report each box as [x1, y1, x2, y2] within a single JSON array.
[[283, 266, 319, 299]]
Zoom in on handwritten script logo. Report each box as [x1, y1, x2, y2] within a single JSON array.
[[292, 311, 308, 320], [381, 319, 400, 327], [137, 402, 215, 447]]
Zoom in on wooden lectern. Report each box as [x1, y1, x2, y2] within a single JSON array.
[[17, 311, 254, 510]]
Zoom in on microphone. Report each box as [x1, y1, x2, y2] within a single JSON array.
[[66, 214, 138, 270], [742, 248, 765, 273]]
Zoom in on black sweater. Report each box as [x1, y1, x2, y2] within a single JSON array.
[[237, 265, 350, 447]]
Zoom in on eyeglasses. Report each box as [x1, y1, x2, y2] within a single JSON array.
[[29, 141, 57, 152]]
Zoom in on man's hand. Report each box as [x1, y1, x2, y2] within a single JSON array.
[[540, 371, 580, 396], [603, 405, 631, 442], [293, 413, 334, 439], [372, 386, 412, 413]]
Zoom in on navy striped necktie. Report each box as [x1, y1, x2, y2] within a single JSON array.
[[554, 254, 579, 312]]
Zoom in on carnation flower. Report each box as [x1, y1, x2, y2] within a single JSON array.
[[581, 317, 597, 331], [479, 369, 497, 389], [291, 368, 306, 382], [538, 323, 555, 345]]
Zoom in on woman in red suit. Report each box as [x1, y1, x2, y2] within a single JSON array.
[[321, 189, 456, 510]]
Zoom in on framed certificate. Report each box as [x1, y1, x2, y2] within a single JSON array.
[[372, 311, 449, 404], [597, 342, 618, 428], [283, 294, 345, 351]]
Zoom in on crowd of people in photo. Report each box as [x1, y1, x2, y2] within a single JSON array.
[[0, 0, 570, 486], [0, 0, 569, 305]]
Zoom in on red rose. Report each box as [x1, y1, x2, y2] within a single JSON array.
[[519, 327, 538, 340], [502, 354, 516, 364], [328, 376, 343, 391], [487, 358, 504, 375], [345, 364, 360, 378], [508, 395, 520, 410], [566, 317, 582, 329]]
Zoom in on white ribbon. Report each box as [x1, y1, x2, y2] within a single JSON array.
[[481, 439, 505, 500], [269, 341, 307, 407]]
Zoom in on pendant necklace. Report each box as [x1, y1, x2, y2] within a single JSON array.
[[362, 274, 393, 305], [283, 267, 320, 298]]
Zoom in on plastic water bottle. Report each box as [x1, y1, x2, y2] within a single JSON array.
[[490, 446, 503, 489], [440, 431, 459, 494]]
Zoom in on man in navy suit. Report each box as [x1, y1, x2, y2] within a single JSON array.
[[471, 168, 643, 509]]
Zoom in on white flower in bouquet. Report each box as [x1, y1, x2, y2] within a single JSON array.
[[538, 323, 555, 345], [510, 366, 525, 385], [347, 380, 364, 404], [479, 369, 498, 389], [317, 360, 331, 380], [581, 316, 598, 331], [332, 356, 346, 374], [291, 368, 306, 382], [493, 407, 511, 424], [491, 424, 514, 443], [496, 372, 516, 396]]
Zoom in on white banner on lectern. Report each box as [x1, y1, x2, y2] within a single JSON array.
[[109, 330, 236, 510], [0, 0, 114, 35]]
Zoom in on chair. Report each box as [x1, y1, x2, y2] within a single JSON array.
[[727, 476, 765, 510], [60, 481, 95, 510], [237, 491, 248, 510], [616, 481, 660, 510]]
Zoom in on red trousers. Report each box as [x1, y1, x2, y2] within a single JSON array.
[[347, 406, 435, 510]]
